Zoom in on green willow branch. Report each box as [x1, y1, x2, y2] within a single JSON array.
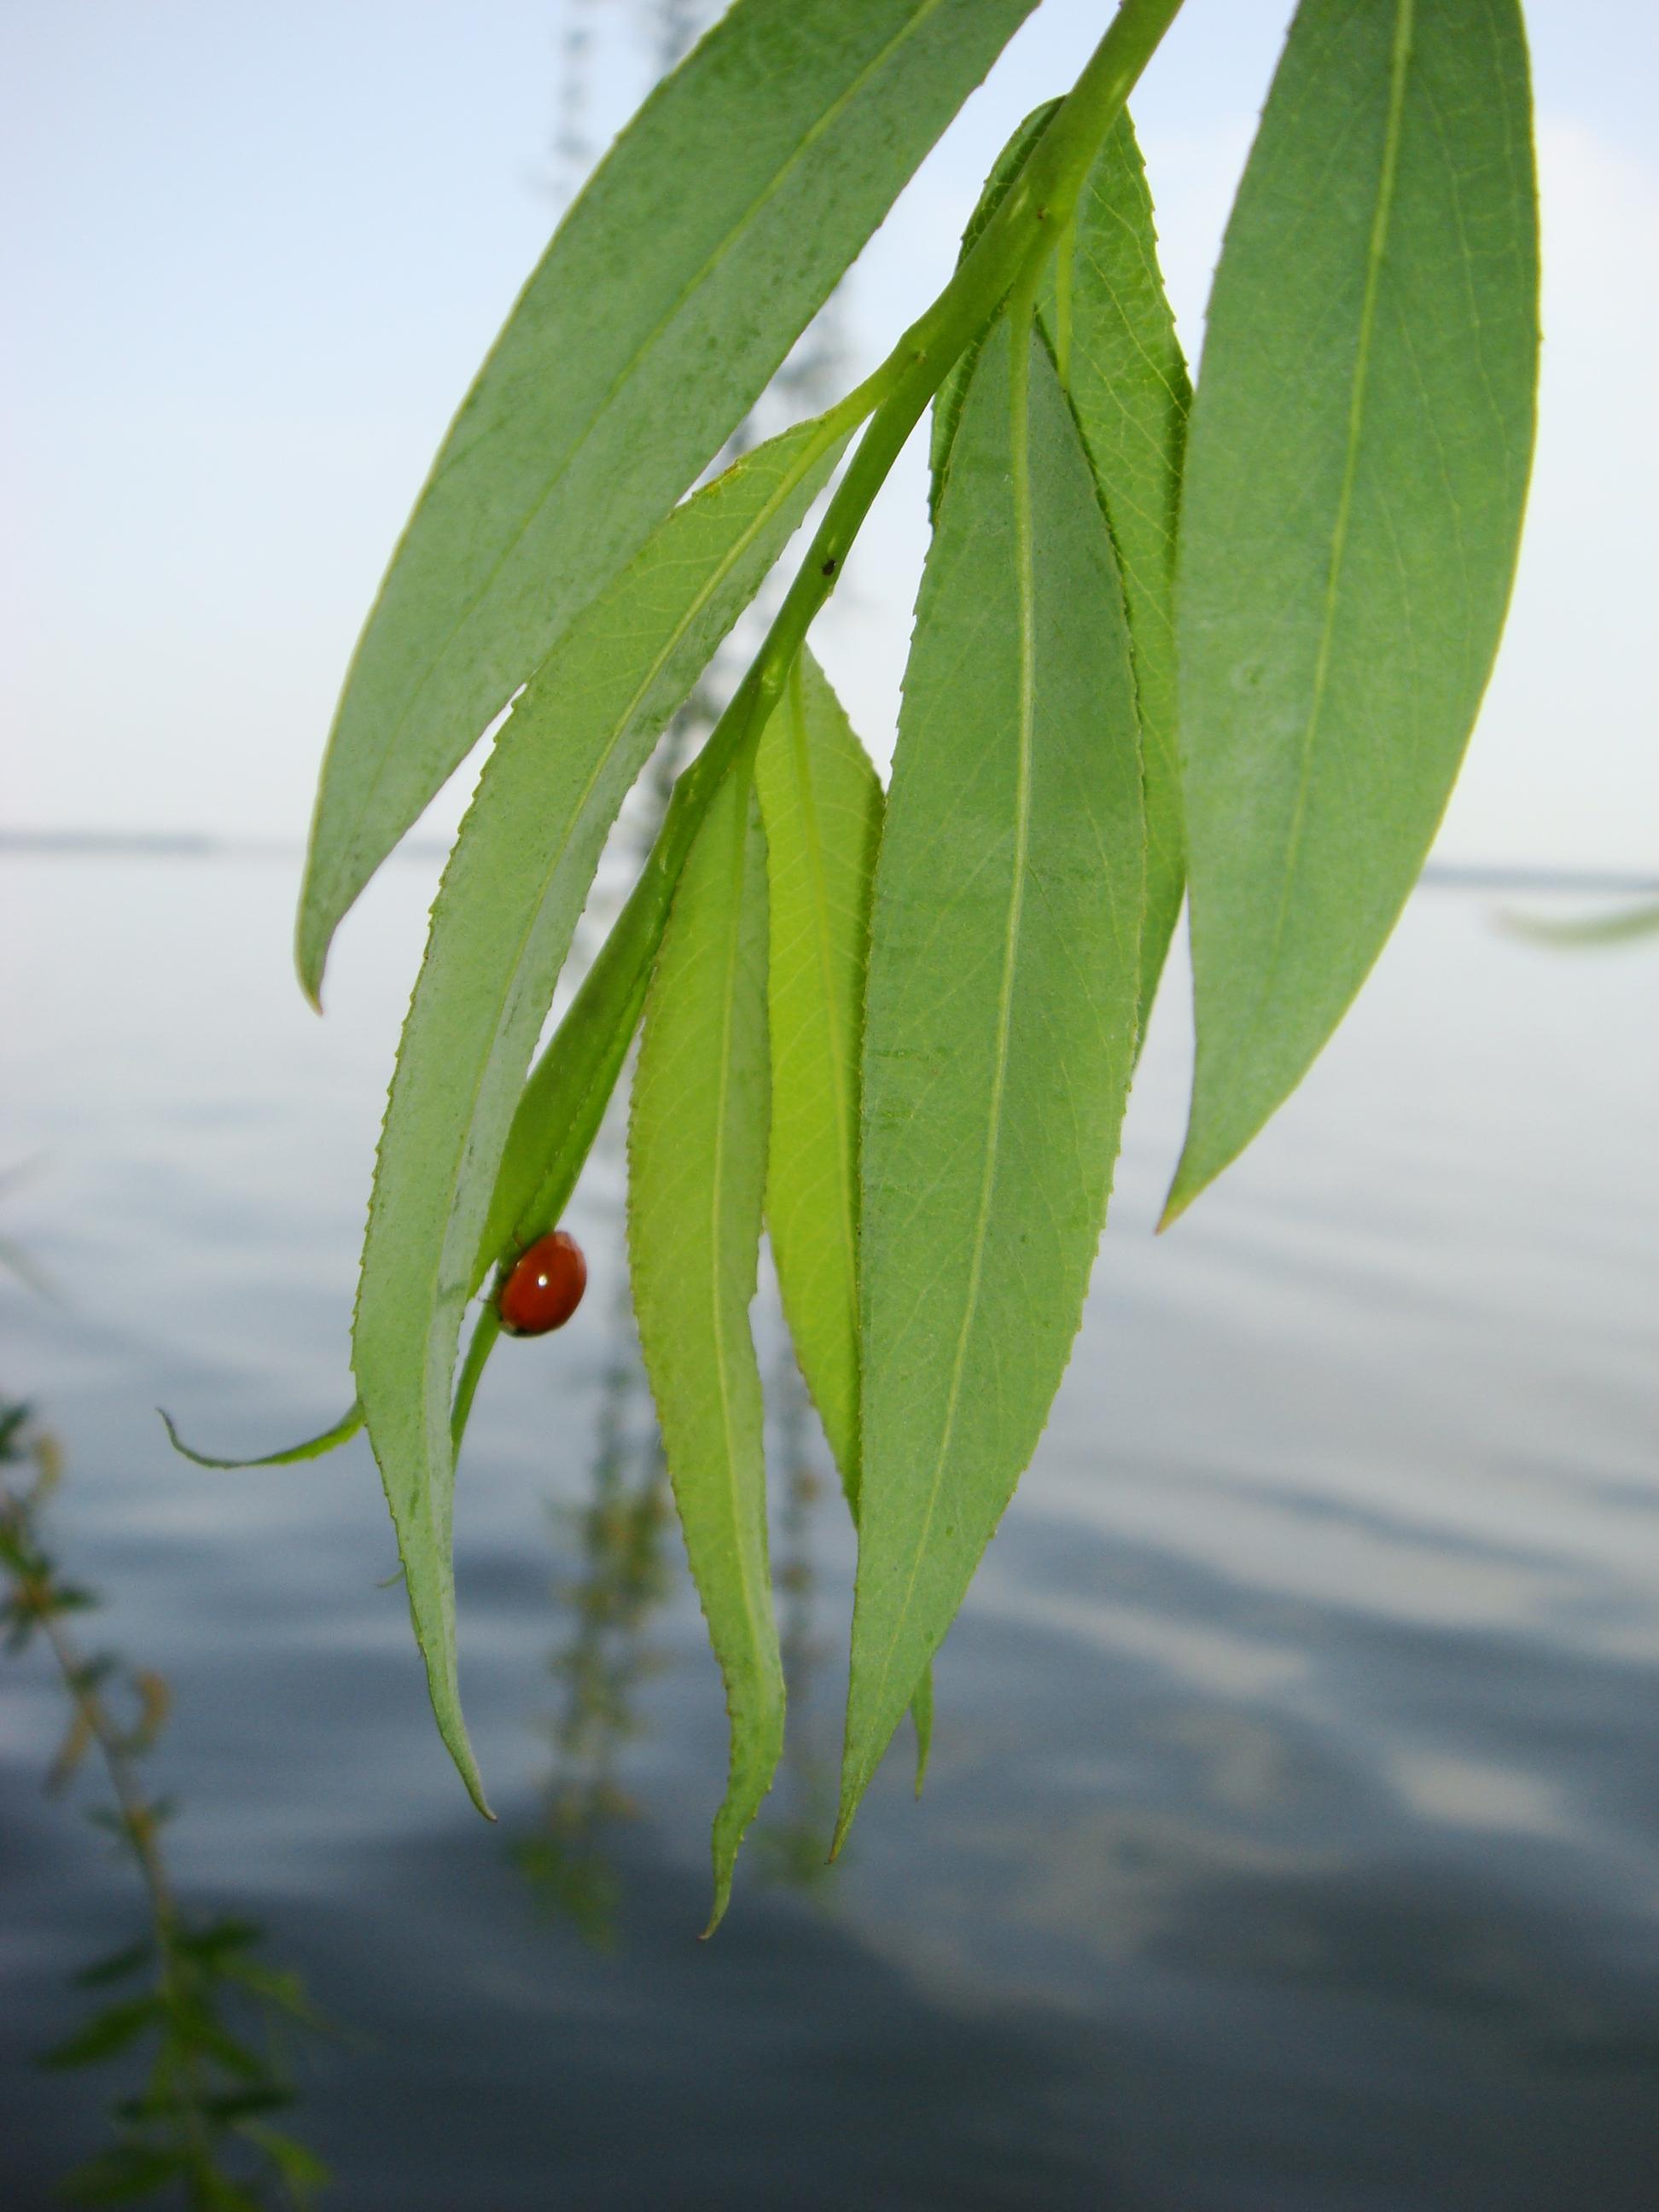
[[469, 0, 1187, 1333]]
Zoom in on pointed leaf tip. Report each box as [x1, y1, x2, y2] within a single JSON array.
[[630, 766, 782, 1929]]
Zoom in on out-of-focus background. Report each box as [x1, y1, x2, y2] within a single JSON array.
[[3, 4, 1656, 2207]]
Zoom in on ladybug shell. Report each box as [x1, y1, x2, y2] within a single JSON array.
[[498, 1231, 587, 1337]]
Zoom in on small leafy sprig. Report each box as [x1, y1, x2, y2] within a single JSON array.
[[179, 0, 1540, 1927], [1, 1402, 329, 2210]]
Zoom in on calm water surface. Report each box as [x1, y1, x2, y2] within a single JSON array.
[[3, 853, 1656, 2210]]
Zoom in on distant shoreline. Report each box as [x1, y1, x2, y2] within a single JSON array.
[[1, 830, 1654, 899]]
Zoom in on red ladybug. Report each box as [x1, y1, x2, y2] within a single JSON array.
[[498, 1231, 587, 1337]]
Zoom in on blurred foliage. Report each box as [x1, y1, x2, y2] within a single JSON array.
[[1, 1397, 331, 2209], [1500, 899, 1659, 949]]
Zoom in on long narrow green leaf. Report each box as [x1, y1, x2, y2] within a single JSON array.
[[753, 649, 934, 1784], [753, 651, 882, 1508], [353, 415, 845, 1814], [298, 0, 1038, 1002], [1166, 0, 1539, 1222], [1057, 111, 1190, 1022], [930, 104, 1189, 1022], [628, 767, 778, 1933], [838, 316, 1144, 1844]]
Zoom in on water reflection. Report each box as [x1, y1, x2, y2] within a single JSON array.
[[511, 1254, 847, 1941], [512, 1276, 672, 1949], [7, 853, 1659, 2205]]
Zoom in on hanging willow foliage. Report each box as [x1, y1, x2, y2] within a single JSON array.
[[172, 0, 1539, 1928]]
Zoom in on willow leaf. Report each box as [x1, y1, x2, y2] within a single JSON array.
[[353, 415, 843, 1814], [931, 104, 1189, 1022], [753, 650, 881, 1509], [928, 100, 1060, 521], [628, 769, 778, 1933], [1166, 0, 1539, 1221], [754, 651, 934, 1781], [1058, 111, 1190, 1022], [298, 0, 1038, 1002], [838, 317, 1144, 1843]]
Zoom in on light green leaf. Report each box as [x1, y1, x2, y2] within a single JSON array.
[[753, 649, 934, 1784], [753, 651, 882, 1508], [1166, 0, 1539, 1221], [1057, 110, 1190, 1022], [297, 0, 1038, 1002], [838, 315, 1144, 1844], [628, 766, 778, 1932], [354, 414, 844, 1815]]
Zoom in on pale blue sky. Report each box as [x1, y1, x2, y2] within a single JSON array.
[[2, 1, 1655, 868]]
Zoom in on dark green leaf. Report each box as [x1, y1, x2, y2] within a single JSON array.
[[194, 2178, 264, 2212], [241, 2123, 330, 2206], [628, 765, 779, 1931], [839, 315, 1144, 1843], [203, 2088, 296, 2123], [354, 413, 845, 1813], [1166, 0, 1539, 1220], [40, 1995, 160, 2070], [73, 1939, 154, 1989], [163, 1994, 265, 2082], [172, 1918, 264, 1965], [218, 1959, 331, 2033], [297, 0, 1039, 1001]]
